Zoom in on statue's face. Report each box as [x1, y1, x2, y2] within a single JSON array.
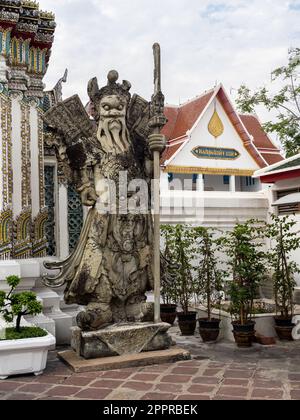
[[97, 95, 130, 154], [100, 95, 126, 119]]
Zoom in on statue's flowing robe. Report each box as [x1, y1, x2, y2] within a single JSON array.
[[47, 148, 154, 309]]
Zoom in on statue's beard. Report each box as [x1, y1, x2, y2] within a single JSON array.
[[97, 117, 130, 154]]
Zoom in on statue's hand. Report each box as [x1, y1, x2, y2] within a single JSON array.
[[81, 187, 98, 207], [148, 133, 166, 155]]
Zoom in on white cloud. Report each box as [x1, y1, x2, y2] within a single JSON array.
[[39, 0, 300, 121]]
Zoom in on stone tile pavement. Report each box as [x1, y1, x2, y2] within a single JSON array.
[[1, 326, 300, 400]]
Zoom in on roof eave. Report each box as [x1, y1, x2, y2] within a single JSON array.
[[254, 153, 300, 177]]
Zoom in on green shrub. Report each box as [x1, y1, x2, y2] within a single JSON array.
[[161, 224, 195, 314], [219, 220, 268, 325], [192, 227, 226, 321], [0, 276, 43, 334], [3, 327, 47, 341]]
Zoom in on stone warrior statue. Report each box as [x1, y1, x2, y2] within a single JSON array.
[[43, 47, 167, 336]]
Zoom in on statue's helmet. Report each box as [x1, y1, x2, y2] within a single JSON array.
[[87, 70, 132, 115]]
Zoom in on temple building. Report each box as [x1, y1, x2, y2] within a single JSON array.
[[160, 84, 283, 225]]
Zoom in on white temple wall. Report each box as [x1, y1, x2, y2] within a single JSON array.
[[160, 190, 269, 227], [203, 175, 229, 191], [240, 176, 261, 192]]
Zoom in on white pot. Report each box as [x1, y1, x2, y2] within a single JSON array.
[[0, 333, 56, 380]]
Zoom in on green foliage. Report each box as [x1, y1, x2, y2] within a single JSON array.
[[236, 48, 300, 157], [3, 327, 47, 341], [0, 291, 6, 307], [192, 227, 226, 320], [0, 276, 43, 333], [6, 276, 21, 288], [219, 220, 268, 325], [161, 224, 195, 314], [265, 214, 300, 318]]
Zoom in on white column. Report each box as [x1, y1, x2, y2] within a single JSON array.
[[0, 126, 3, 212], [230, 175, 236, 193], [11, 97, 22, 217], [57, 184, 69, 259], [197, 174, 204, 192], [160, 171, 169, 192], [30, 105, 39, 218]]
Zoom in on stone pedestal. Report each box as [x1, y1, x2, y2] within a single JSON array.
[[58, 347, 191, 373], [71, 322, 174, 360]]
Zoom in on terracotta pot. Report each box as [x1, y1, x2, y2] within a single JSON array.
[[274, 316, 293, 327], [254, 334, 276, 346], [160, 304, 177, 325], [177, 312, 197, 336], [199, 318, 221, 343], [274, 317, 295, 341], [232, 321, 256, 348]]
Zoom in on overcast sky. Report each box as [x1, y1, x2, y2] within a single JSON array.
[[40, 0, 300, 116]]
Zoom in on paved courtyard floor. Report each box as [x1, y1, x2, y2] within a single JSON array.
[[1, 326, 300, 400]]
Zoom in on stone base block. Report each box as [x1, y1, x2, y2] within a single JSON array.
[[71, 322, 174, 359], [58, 347, 191, 373]]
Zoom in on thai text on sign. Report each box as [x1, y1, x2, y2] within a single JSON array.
[[192, 146, 240, 160]]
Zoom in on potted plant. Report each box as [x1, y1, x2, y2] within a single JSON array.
[[220, 221, 267, 348], [0, 275, 55, 380], [193, 227, 224, 342], [160, 225, 178, 325], [164, 224, 197, 335], [266, 214, 300, 341]]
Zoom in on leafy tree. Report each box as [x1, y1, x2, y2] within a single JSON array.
[[0, 276, 43, 333], [192, 227, 225, 321], [161, 225, 179, 305], [236, 48, 300, 157], [161, 224, 195, 314], [219, 221, 267, 325], [266, 214, 300, 319]]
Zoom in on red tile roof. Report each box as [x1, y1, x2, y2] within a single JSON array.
[[161, 140, 185, 163], [239, 115, 278, 150], [260, 153, 284, 166], [162, 91, 214, 140], [162, 107, 179, 140]]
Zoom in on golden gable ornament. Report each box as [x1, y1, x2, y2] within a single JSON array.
[[208, 109, 224, 139]]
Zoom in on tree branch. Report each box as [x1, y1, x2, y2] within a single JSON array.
[[6, 286, 14, 301], [290, 75, 300, 114], [277, 102, 300, 119]]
